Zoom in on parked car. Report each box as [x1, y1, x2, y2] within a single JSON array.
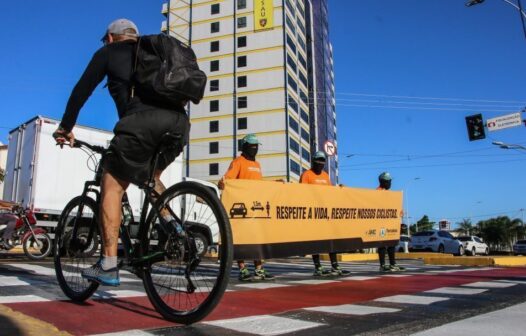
[[457, 236, 489, 256], [513, 240, 526, 256], [395, 235, 411, 252], [409, 230, 464, 256]]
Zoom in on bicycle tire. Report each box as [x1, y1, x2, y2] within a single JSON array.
[[140, 181, 233, 324], [54, 196, 101, 302], [23, 232, 52, 260]]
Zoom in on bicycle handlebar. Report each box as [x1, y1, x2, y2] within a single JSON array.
[[61, 139, 106, 154]]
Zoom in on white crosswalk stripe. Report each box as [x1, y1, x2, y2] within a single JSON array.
[[288, 279, 340, 285], [0, 295, 50, 303], [462, 281, 516, 288], [305, 304, 400, 315], [236, 283, 290, 289], [204, 315, 324, 335], [340, 276, 379, 281], [375, 294, 450, 305], [425, 287, 488, 295]]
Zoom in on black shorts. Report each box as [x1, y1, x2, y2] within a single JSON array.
[[103, 106, 190, 185]]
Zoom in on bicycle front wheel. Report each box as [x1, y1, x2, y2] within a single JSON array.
[[140, 181, 233, 324], [54, 196, 101, 301]]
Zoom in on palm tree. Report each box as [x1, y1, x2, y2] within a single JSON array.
[[457, 218, 473, 236]]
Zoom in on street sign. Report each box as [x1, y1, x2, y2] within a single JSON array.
[[324, 140, 336, 157], [486, 112, 522, 132]]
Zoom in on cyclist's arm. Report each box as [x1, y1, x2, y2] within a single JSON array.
[[59, 47, 108, 132]]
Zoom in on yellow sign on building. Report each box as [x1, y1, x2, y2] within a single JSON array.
[[254, 0, 274, 31]]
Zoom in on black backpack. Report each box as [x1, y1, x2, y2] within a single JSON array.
[[132, 34, 207, 106]]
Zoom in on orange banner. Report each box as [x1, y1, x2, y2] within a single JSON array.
[[221, 180, 403, 259]]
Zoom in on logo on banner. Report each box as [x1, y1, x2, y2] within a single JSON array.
[[254, 0, 274, 31], [380, 228, 386, 237]]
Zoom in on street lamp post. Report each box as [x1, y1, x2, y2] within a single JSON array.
[[466, 0, 526, 40], [404, 177, 421, 235], [492, 141, 526, 150]]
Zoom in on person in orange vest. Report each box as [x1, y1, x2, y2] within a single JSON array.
[[300, 151, 350, 276], [218, 134, 274, 281], [377, 172, 405, 272]]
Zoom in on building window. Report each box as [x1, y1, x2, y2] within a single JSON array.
[[210, 100, 219, 112], [288, 74, 298, 92], [211, 22, 220, 33], [209, 163, 219, 176], [210, 79, 219, 92], [210, 41, 220, 52], [237, 76, 247, 88], [286, 34, 296, 53], [288, 96, 298, 112], [287, 55, 297, 72], [300, 90, 308, 105], [301, 128, 309, 142], [288, 116, 299, 133], [289, 137, 300, 154], [210, 60, 219, 72], [300, 108, 309, 123], [237, 55, 247, 68], [209, 142, 219, 154], [290, 159, 300, 175], [298, 53, 307, 69], [238, 96, 247, 109], [237, 17, 247, 28], [237, 36, 247, 48], [211, 3, 220, 14], [302, 147, 310, 161], [237, 0, 247, 10], [238, 117, 247, 130], [210, 120, 219, 133]]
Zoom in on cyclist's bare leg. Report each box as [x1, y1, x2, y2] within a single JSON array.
[[100, 170, 129, 257], [152, 169, 171, 219]]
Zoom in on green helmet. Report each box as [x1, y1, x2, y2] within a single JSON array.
[[312, 151, 326, 161], [379, 172, 392, 181], [241, 133, 261, 146]]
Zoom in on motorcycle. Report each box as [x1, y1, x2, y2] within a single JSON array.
[[0, 206, 52, 260]]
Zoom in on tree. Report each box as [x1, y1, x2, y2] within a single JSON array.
[[0, 167, 4, 183], [457, 218, 473, 236], [410, 215, 435, 234], [476, 216, 525, 252]]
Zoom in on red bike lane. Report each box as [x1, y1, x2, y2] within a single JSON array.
[[5, 267, 526, 335]]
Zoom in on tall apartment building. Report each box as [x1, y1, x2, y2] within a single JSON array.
[[161, 0, 338, 183]]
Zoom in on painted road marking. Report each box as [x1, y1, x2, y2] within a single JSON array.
[[94, 290, 145, 299], [411, 302, 526, 335], [462, 281, 516, 288], [288, 279, 340, 285], [93, 330, 154, 336], [0, 295, 50, 303], [236, 283, 290, 289], [382, 274, 411, 277], [0, 275, 43, 286], [340, 276, 379, 281], [5, 263, 55, 276], [495, 279, 526, 285], [304, 304, 400, 315], [375, 295, 450, 305], [205, 315, 324, 335], [425, 287, 488, 295]]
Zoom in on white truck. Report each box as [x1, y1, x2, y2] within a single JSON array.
[[3, 116, 218, 254]]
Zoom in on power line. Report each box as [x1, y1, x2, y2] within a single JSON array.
[[340, 158, 526, 171]]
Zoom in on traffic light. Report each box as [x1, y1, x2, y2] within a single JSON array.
[[465, 114, 486, 141]]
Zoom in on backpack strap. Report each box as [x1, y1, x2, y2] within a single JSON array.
[[130, 36, 142, 99]]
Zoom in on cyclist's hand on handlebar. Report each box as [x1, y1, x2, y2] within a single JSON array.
[[218, 177, 225, 190], [11, 204, 22, 214], [53, 126, 75, 148]]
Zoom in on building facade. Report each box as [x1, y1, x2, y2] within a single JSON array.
[[162, 0, 338, 183]]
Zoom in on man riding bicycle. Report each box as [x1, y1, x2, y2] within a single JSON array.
[[53, 19, 190, 286]]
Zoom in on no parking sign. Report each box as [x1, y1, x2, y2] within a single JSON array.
[[324, 140, 337, 157]]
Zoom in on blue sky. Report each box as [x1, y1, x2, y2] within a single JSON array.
[[1, 1, 525, 227]]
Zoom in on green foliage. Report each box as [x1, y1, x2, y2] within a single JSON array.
[[0, 167, 4, 183], [409, 215, 435, 234], [475, 216, 525, 252]]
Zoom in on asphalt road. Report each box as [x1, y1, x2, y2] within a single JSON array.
[[0, 253, 525, 336]]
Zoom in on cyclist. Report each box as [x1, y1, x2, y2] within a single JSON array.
[[0, 200, 19, 249], [377, 172, 405, 272], [300, 151, 350, 276], [53, 19, 190, 286], [218, 134, 274, 281]]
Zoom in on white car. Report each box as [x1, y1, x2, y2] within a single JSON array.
[[410, 230, 464, 256], [457, 236, 489, 256], [395, 235, 411, 252], [513, 240, 526, 256]]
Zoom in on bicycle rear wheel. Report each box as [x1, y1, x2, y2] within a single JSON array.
[[54, 196, 101, 301], [140, 181, 233, 324]]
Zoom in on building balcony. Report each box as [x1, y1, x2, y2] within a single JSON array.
[[161, 20, 168, 32], [162, 2, 169, 16]]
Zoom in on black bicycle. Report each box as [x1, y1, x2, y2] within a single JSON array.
[[53, 134, 233, 324]]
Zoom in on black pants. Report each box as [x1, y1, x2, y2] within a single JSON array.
[[378, 246, 395, 266], [312, 253, 338, 267]]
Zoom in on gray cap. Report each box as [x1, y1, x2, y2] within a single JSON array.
[[102, 18, 139, 40]]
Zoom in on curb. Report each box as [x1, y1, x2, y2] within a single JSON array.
[[320, 252, 453, 262], [0, 304, 71, 336]]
